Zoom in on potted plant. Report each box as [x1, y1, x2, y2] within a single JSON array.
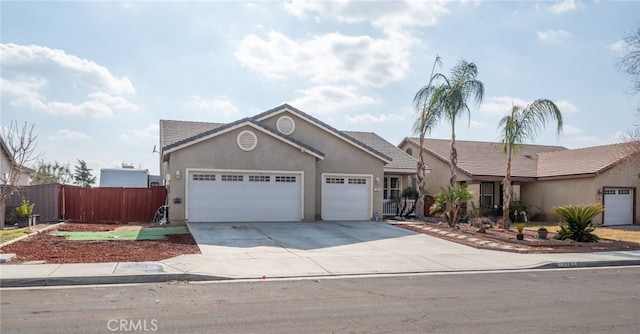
[[15, 198, 34, 228], [537, 227, 548, 239], [515, 223, 525, 240]]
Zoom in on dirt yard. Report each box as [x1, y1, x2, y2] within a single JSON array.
[[0, 223, 200, 264]]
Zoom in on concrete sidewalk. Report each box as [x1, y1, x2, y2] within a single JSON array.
[[2, 222, 640, 287]]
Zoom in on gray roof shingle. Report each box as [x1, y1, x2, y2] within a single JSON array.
[[160, 119, 223, 149], [345, 131, 417, 171]]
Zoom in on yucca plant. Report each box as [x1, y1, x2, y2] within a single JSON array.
[[553, 203, 604, 242]]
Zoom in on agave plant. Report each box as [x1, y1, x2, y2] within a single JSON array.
[[552, 203, 604, 242]]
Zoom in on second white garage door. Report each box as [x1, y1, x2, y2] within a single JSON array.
[[322, 174, 372, 221], [187, 171, 302, 222], [603, 188, 634, 226]]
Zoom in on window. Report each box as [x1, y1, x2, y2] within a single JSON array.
[[276, 176, 296, 183], [326, 177, 345, 184], [405, 148, 413, 156], [480, 182, 494, 207], [221, 175, 243, 182], [193, 173, 215, 181], [249, 175, 270, 182], [348, 178, 367, 185], [619, 189, 631, 195], [604, 189, 616, 195], [384, 177, 400, 200]]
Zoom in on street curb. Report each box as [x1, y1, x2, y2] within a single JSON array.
[[2, 260, 639, 288], [534, 260, 640, 269], [0, 223, 64, 249], [0, 273, 230, 288]]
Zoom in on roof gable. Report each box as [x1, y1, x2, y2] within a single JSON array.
[[254, 104, 391, 163], [162, 118, 324, 160]]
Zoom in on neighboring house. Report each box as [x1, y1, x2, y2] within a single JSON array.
[[0, 137, 33, 186], [159, 104, 418, 223], [399, 138, 640, 226]]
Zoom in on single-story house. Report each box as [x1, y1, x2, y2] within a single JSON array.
[[159, 104, 418, 223], [0, 137, 33, 186], [399, 137, 640, 225]]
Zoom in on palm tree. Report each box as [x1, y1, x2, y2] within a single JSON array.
[[428, 60, 484, 187], [498, 99, 563, 229], [412, 55, 441, 218]]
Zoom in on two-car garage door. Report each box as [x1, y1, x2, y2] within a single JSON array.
[[187, 171, 301, 222]]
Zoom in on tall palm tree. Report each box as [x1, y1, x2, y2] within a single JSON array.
[[412, 55, 441, 218], [498, 99, 563, 229], [429, 60, 484, 187]]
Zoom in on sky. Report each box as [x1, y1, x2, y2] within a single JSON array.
[[1, 0, 639, 180]]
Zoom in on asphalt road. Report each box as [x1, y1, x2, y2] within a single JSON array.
[[1, 267, 639, 334]]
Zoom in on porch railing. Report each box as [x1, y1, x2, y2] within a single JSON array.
[[383, 199, 416, 217]]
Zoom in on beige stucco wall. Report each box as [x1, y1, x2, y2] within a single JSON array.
[[261, 111, 386, 219], [400, 140, 461, 195], [165, 124, 317, 222], [521, 155, 640, 225]]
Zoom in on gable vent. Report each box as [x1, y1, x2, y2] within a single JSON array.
[[276, 116, 295, 135], [237, 130, 257, 151]]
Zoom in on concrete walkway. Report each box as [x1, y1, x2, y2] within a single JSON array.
[[1, 221, 640, 287]]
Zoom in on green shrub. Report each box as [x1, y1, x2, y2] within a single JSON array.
[[429, 185, 474, 227], [552, 203, 603, 243], [15, 198, 34, 218]]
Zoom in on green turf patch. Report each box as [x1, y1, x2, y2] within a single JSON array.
[[50, 226, 189, 241]]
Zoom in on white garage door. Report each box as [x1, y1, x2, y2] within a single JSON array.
[[187, 171, 301, 222], [322, 175, 371, 221], [603, 188, 633, 226]]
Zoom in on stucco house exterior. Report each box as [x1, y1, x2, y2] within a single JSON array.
[[159, 104, 417, 223], [0, 137, 32, 186], [399, 138, 640, 226]]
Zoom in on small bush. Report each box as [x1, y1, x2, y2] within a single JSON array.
[[552, 203, 603, 243]]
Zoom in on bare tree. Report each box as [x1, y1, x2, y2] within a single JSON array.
[[616, 24, 640, 95], [0, 121, 40, 229]]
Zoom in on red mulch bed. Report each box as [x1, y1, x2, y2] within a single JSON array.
[[0, 223, 200, 264], [398, 221, 640, 253]]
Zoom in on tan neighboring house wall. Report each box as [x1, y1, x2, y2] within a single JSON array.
[[400, 137, 639, 225]]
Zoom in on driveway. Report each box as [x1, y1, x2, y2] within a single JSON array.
[[178, 221, 524, 278]]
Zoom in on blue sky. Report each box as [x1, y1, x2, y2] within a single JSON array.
[[1, 0, 638, 178]]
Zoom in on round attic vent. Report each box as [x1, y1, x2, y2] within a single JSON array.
[[237, 130, 257, 151], [276, 116, 295, 135]]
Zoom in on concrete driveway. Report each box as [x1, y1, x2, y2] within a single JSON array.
[[178, 221, 519, 278]]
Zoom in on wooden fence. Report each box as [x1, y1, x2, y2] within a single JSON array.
[[4, 184, 166, 224]]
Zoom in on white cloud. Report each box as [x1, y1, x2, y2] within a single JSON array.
[[479, 96, 531, 116], [120, 124, 159, 140], [563, 125, 582, 135], [479, 96, 578, 116], [610, 40, 627, 53], [7, 87, 140, 117], [0, 76, 45, 98], [537, 30, 573, 44], [289, 85, 377, 114], [0, 43, 135, 95], [283, 0, 449, 34], [190, 96, 239, 118], [235, 31, 412, 88], [548, 0, 577, 14], [345, 113, 405, 124], [48, 129, 91, 141], [554, 99, 578, 113]]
